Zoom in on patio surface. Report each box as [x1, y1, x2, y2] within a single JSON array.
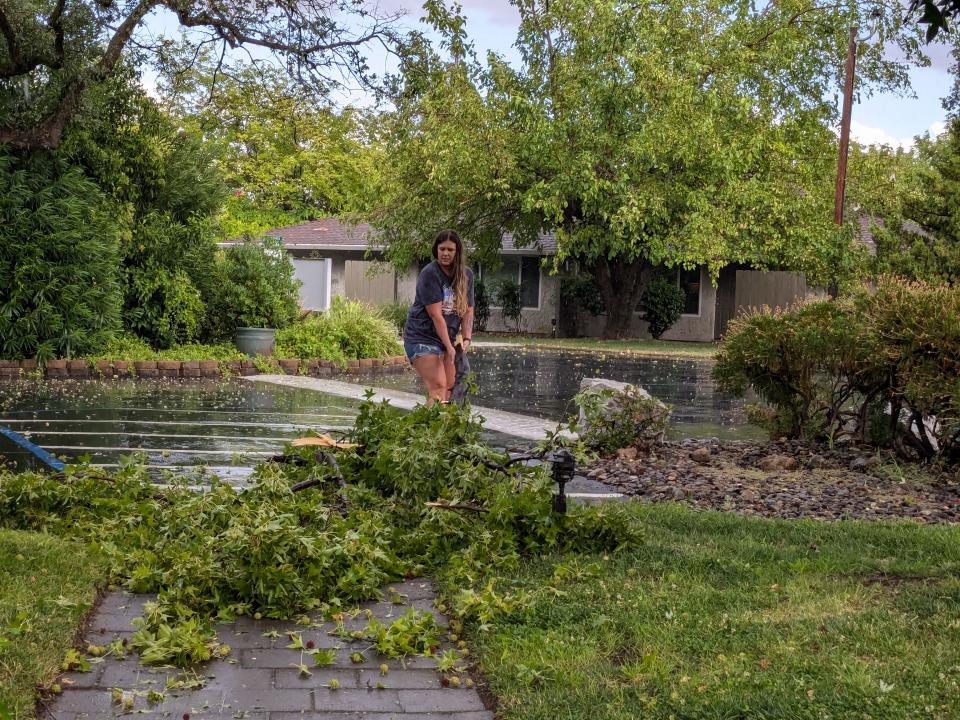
[[45, 579, 492, 719]]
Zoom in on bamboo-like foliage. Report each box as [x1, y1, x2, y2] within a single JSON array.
[[0, 152, 121, 360]]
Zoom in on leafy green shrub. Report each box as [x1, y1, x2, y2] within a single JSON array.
[[214, 237, 301, 330], [638, 275, 684, 339], [574, 386, 671, 454], [121, 215, 220, 348], [0, 153, 122, 361], [715, 278, 960, 462], [275, 316, 348, 365], [124, 265, 204, 349], [62, 79, 227, 347], [378, 301, 410, 334], [275, 298, 402, 363], [84, 335, 245, 362], [492, 278, 522, 332], [715, 300, 876, 440], [0, 399, 641, 667], [560, 274, 606, 316], [474, 277, 490, 332]]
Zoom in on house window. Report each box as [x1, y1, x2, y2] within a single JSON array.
[[481, 257, 541, 309], [679, 267, 701, 315]]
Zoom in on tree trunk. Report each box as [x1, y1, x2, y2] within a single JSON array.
[[592, 256, 651, 339]]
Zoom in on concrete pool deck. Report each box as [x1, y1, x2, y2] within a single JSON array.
[[244, 375, 573, 442]]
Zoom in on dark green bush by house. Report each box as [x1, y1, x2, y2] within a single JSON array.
[[493, 278, 522, 332], [558, 272, 605, 337], [0, 153, 122, 360], [715, 278, 960, 463], [214, 237, 301, 330], [639, 274, 685, 339], [473, 277, 490, 333]]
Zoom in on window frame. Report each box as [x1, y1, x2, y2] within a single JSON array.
[[678, 266, 702, 317], [480, 255, 542, 311]]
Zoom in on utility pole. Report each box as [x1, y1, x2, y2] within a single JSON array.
[[834, 26, 858, 226]]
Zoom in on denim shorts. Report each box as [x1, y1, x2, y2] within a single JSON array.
[[403, 339, 445, 361]]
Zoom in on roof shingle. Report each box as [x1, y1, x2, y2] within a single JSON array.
[[246, 217, 557, 255]]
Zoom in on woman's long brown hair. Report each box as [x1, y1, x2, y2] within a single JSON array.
[[432, 229, 469, 318]]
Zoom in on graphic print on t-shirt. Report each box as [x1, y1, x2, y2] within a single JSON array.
[[441, 284, 455, 315]]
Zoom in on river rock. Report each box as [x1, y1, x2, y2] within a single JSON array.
[[689, 447, 712, 465], [849, 455, 881, 472], [806, 453, 830, 469], [577, 378, 669, 428], [617, 446, 638, 461], [758, 454, 799, 472]]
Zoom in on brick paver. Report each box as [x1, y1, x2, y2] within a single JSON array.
[[44, 580, 492, 719]]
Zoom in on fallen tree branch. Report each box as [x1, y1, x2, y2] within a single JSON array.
[[425, 501, 488, 514]]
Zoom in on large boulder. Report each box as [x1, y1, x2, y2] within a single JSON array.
[[576, 378, 670, 451]]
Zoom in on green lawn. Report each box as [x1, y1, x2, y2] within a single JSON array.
[[456, 503, 960, 720], [0, 530, 104, 719], [474, 334, 717, 358]]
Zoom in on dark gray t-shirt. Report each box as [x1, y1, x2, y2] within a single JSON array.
[[403, 261, 474, 345]]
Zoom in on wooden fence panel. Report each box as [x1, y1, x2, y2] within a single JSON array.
[[733, 270, 808, 314], [344, 260, 396, 305]]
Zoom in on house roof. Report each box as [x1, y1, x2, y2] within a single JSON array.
[[266, 218, 376, 250], [224, 217, 557, 255], [856, 215, 934, 257]]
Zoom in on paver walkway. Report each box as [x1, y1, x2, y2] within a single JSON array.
[[45, 579, 491, 720], [245, 375, 572, 442]]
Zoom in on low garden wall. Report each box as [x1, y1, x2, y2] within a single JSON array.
[[0, 356, 410, 381]]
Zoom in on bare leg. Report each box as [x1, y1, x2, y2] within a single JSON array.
[[412, 354, 449, 405], [442, 351, 456, 400]]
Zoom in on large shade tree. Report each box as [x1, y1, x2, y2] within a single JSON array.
[[158, 60, 383, 236], [0, 0, 401, 150], [373, 0, 926, 337]]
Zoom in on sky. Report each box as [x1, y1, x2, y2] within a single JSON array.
[[143, 0, 954, 149]]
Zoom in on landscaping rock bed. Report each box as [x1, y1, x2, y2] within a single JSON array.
[[0, 356, 410, 382], [585, 439, 960, 523]]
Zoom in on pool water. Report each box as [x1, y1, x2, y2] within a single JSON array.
[[0, 348, 757, 480], [0, 379, 362, 481], [376, 347, 757, 440]]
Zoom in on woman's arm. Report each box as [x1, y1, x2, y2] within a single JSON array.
[[425, 302, 456, 358], [461, 307, 474, 350]]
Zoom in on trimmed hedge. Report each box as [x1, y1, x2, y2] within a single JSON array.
[[715, 277, 960, 463]]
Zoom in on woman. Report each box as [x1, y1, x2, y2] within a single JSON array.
[[403, 230, 475, 405]]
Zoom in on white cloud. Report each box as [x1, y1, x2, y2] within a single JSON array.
[[848, 120, 914, 150], [928, 120, 947, 138]]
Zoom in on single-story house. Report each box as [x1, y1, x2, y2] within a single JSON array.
[[229, 218, 815, 342]]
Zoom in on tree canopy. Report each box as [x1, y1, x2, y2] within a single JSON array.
[[0, 0, 401, 150], [847, 126, 960, 285], [908, 0, 960, 40], [159, 60, 383, 237], [373, 0, 925, 336]]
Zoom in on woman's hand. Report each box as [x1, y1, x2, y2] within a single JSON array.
[[461, 339, 471, 352], [445, 345, 456, 365]]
